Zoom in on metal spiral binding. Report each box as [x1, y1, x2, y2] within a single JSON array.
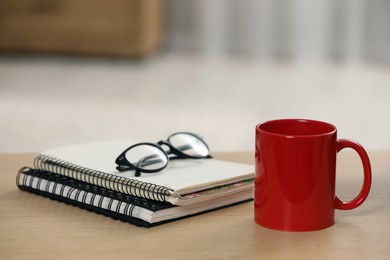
[[16, 167, 169, 217], [34, 154, 174, 202]]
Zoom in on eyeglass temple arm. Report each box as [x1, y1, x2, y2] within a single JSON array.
[[164, 143, 213, 158], [158, 142, 192, 156], [136, 154, 165, 168], [116, 151, 163, 167]]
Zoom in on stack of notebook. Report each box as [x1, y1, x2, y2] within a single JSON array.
[[16, 139, 254, 227]]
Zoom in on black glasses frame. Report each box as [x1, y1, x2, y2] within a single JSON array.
[[115, 132, 212, 176]]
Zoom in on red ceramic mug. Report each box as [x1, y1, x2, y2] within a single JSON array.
[[255, 119, 372, 231]]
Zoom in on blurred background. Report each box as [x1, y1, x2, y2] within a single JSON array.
[[1, 0, 389, 153]]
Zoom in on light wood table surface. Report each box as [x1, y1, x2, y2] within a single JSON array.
[[1, 152, 389, 259]]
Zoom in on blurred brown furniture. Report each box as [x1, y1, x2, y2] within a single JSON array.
[[0, 0, 165, 57]]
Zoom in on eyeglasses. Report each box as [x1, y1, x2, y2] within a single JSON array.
[[115, 132, 212, 176]]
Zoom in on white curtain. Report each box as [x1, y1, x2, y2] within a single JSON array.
[[166, 0, 390, 63]]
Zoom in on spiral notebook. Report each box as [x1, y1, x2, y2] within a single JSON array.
[[17, 167, 252, 227], [32, 139, 254, 205]]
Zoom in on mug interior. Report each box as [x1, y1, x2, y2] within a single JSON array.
[[258, 119, 336, 137]]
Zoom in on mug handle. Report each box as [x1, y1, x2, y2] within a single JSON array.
[[335, 139, 372, 210]]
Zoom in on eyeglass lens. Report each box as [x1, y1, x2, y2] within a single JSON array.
[[124, 144, 168, 171], [168, 133, 209, 157]]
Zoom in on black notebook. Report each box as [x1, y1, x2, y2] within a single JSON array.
[[32, 139, 254, 205], [17, 167, 253, 227]]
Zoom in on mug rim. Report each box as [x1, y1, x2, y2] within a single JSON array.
[[257, 118, 337, 138]]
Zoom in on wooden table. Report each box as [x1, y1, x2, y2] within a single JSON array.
[[1, 152, 389, 259]]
